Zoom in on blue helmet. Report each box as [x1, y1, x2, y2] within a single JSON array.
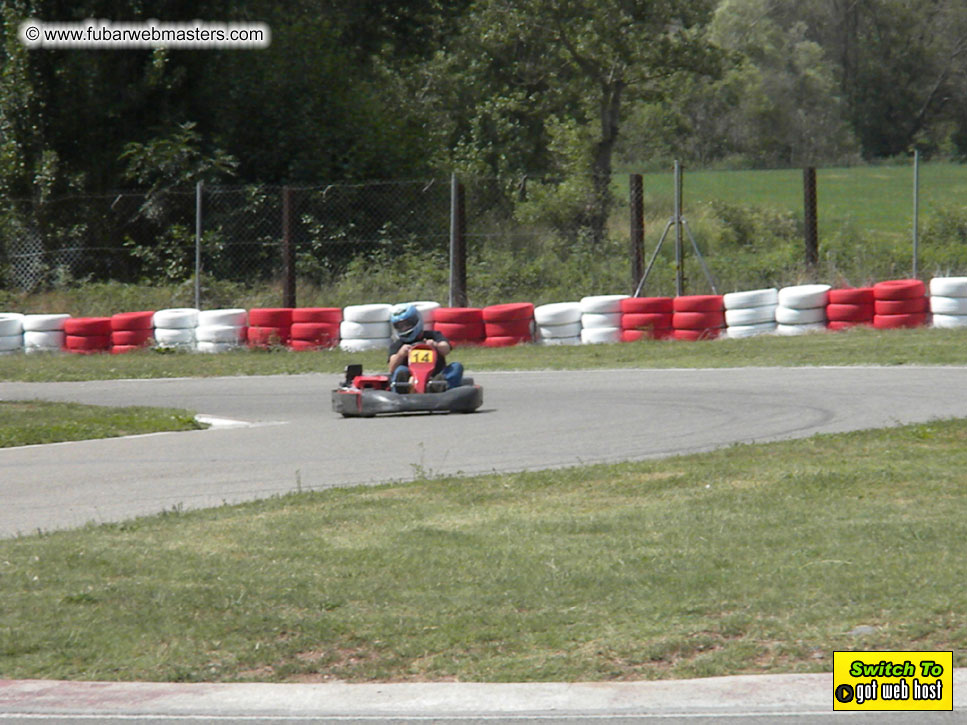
[[390, 304, 423, 343]]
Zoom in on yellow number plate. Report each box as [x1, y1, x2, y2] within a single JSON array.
[[408, 348, 434, 364]]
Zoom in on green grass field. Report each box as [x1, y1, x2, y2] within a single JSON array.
[[0, 401, 203, 448], [2, 418, 966, 682], [629, 162, 967, 242]]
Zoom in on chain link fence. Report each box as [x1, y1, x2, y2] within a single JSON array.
[[1, 190, 194, 290], [2, 162, 965, 306], [0, 180, 460, 295], [0, 176, 552, 304]]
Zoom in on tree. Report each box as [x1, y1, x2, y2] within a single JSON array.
[[704, 0, 858, 166], [120, 121, 238, 219], [796, 0, 967, 158], [418, 0, 724, 243]]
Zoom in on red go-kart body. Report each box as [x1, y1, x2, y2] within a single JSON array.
[[331, 344, 483, 417]]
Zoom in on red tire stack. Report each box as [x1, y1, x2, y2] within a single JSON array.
[[289, 308, 341, 350], [247, 308, 293, 348], [482, 302, 534, 347], [64, 317, 113, 354], [433, 308, 485, 346], [672, 295, 725, 341], [110, 310, 155, 353], [873, 279, 929, 330], [620, 297, 673, 341], [826, 288, 874, 331]]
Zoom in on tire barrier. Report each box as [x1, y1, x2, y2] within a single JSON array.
[[775, 322, 827, 336], [154, 327, 196, 346], [22, 313, 69, 354], [826, 287, 875, 331], [196, 324, 246, 344], [399, 301, 441, 332], [199, 308, 248, 327], [620, 297, 673, 341], [482, 302, 534, 347], [21, 313, 69, 354], [63, 317, 113, 354], [111, 310, 154, 354], [0, 336, 22, 353], [580, 295, 626, 344], [340, 303, 391, 352], [0, 313, 24, 354], [10, 276, 967, 360], [873, 279, 929, 330], [726, 322, 780, 338], [23, 330, 65, 353], [289, 307, 341, 350], [338, 338, 388, 353], [340, 320, 392, 339], [247, 308, 293, 348], [153, 308, 199, 351], [930, 277, 967, 329], [152, 308, 198, 329], [535, 302, 582, 345], [774, 284, 830, 335], [723, 288, 778, 339], [0, 313, 24, 337], [672, 295, 724, 341], [195, 308, 248, 353], [433, 307, 485, 346]]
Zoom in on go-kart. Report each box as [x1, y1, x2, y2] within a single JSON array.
[[331, 343, 483, 417]]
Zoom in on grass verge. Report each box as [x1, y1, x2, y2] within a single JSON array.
[[2, 417, 966, 682], [2, 325, 967, 383], [0, 401, 205, 447]]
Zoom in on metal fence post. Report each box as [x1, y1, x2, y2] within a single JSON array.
[[282, 185, 296, 308], [803, 167, 819, 272], [674, 161, 684, 296], [449, 174, 467, 307], [913, 150, 920, 279], [195, 181, 202, 310], [629, 174, 644, 295]]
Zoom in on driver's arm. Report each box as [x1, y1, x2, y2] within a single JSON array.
[[388, 344, 410, 373]]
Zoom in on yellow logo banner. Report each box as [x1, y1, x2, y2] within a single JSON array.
[[833, 651, 952, 711]]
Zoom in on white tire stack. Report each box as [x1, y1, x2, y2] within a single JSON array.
[[930, 277, 967, 329], [534, 302, 582, 345], [196, 308, 247, 353], [0, 313, 25, 354], [579, 295, 627, 344], [723, 288, 778, 339], [153, 308, 199, 350], [775, 284, 830, 335], [22, 313, 69, 353], [340, 304, 392, 352]]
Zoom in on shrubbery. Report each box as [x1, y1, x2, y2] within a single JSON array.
[[4, 196, 967, 315]]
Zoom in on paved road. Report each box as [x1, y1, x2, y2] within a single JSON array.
[[3, 366, 967, 537], [2, 672, 966, 723]]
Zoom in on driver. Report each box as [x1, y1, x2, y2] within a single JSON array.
[[388, 304, 463, 392]]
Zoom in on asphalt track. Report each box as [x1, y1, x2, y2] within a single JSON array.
[[2, 671, 966, 723], [3, 365, 967, 721], [4, 365, 967, 537]]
